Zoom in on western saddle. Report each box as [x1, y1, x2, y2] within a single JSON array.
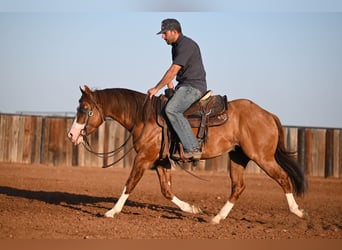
[[156, 89, 228, 160]]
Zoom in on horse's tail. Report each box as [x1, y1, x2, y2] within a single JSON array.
[[272, 115, 307, 196]]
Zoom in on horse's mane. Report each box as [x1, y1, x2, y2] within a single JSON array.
[[92, 88, 155, 123]]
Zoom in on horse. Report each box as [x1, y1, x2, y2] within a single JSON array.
[[67, 85, 307, 224]]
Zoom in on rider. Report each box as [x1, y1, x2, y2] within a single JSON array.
[[148, 18, 207, 160]]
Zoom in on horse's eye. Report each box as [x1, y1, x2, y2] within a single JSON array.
[[77, 107, 88, 114]]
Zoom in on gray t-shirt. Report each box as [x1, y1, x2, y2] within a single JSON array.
[[172, 34, 207, 94]]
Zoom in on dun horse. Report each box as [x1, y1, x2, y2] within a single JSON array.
[[68, 85, 307, 224]]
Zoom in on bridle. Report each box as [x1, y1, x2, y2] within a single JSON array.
[[78, 93, 150, 168], [77, 94, 105, 138]]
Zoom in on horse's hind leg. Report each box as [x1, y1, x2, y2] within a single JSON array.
[[211, 147, 249, 224], [155, 159, 201, 214], [255, 158, 305, 218]]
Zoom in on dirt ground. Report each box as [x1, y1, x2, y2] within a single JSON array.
[[0, 163, 341, 239]]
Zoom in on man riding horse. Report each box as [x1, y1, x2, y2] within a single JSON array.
[[148, 18, 207, 160], [67, 18, 306, 224]]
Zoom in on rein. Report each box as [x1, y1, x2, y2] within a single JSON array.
[[81, 94, 150, 168]]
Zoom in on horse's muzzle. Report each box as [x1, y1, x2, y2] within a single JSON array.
[[67, 127, 84, 145]]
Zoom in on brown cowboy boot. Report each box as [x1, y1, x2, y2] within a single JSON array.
[[172, 148, 202, 160]]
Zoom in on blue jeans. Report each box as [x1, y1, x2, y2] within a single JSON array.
[[165, 86, 203, 152]]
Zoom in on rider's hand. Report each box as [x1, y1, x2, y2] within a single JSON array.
[[147, 87, 158, 99]]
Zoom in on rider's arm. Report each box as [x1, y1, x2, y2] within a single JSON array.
[[167, 81, 174, 89], [148, 64, 181, 98]]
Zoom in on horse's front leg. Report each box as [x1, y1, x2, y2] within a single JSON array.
[[155, 160, 202, 214], [104, 186, 129, 218], [104, 155, 150, 218]]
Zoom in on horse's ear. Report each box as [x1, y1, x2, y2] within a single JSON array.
[[83, 85, 93, 97], [79, 86, 85, 95]]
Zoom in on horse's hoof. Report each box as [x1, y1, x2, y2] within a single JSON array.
[[104, 211, 114, 218], [210, 216, 221, 225], [301, 210, 309, 220], [191, 205, 202, 214]]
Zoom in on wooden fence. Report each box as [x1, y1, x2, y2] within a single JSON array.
[[0, 113, 341, 177]]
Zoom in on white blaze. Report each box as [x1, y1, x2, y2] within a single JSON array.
[[68, 118, 85, 145]]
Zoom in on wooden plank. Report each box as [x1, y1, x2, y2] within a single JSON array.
[[205, 154, 229, 172], [205, 157, 216, 171], [33, 116, 43, 164], [325, 129, 334, 177], [338, 130, 342, 177], [22, 116, 33, 163], [284, 127, 298, 163], [205, 155, 223, 171], [297, 128, 306, 174], [63, 117, 79, 166], [246, 161, 262, 174], [16, 115, 25, 163], [6, 115, 19, 162], [63, 117, 74, 166], [123, 128, 136, 168], [0, 114, 6, 161], [218, 153, 229, 172], [84, 129, 93, 167], [9, 115, 18, 163], [332, 129, 340, 178], [97, 122, 106, 167], [311, 129, 326, 177], [79, 124, 102, 167], [59, 117, 69, 166], [47, 118, 58, 166], [2, 115, 10, 161], [283, 127, 288, 151], [22, 115, 43, 164], [111, 121, 124, 168], [81, 122, 104, 167], [3, 115, 12, 161], [40, 117, 47, 164], [305, 129, 312, 176], [72, 145, 79, 166], [2, 115, 11, 162], [47, 117, 66, 166], [65, 118, 75, 166], [72, 122, 95, 167], [197, 160, 206, 170], [113, 121, 127, 168], [106, 121, 115, 167], [102, 121, 110, 167], [77, 140, 85, 166], [21, 116, 35, 164], [86, 128, 99, 167]]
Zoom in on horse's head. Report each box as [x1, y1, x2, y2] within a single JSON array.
[[67, 85, 104, 145]]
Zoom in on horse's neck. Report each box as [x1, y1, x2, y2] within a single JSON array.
[[96, 89, 146, 131]]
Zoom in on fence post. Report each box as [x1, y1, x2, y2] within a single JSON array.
[[325, 129, 334, 177], [305, 129, 312, 176], [297, 128, 306, 174]]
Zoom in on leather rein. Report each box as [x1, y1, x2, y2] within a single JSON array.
[[80, 94, 150, 168]]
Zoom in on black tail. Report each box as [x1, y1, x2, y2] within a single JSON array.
[[273, 115, 307, 196]]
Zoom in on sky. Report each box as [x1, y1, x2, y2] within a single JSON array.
[[0, 0, 341, 128]]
